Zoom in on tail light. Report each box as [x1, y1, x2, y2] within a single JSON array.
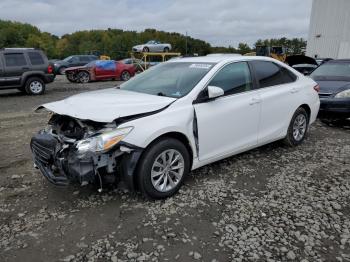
[[47, 65, 53, 74], [313, 84, 320, 93]]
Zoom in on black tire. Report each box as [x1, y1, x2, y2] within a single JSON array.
[[120, 70, 131, 81], [136, 138, 190, 199], [66, 73, 78, 83], [164, 47, 170, 52], [283, 107, 309, 146], [77, 71, 90, 83], [143, 47, 150, 52], [24, 77, 45, 95], [58, 67, 66, 75]]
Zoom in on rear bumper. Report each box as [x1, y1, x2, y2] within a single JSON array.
[[30, 131, 143, 190], [44, 74, 55, 83], [318, 98, 350, 119]]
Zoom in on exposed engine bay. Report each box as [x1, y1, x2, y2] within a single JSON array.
[[30, 114, 143, 190]]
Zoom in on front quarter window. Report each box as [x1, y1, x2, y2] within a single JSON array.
[[121, 62, 215, 98]]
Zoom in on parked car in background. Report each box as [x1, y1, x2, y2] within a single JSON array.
[[132, 40, 172, 53], [31, 56, 319, 199], [292, 64, 318, 75], [0, 48, 55, 95], [53, 55, 98, 75], [310, 59, 350, 122], [65, 60, 135, 83], [120, 58, 151, 73], [316, 58, 333, 65]]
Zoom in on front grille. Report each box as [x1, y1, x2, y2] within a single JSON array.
[[319, 93, 333, 98], [31, 140, 55, 165]]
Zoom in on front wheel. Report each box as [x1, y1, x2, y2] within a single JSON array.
[[164, 47, 170, 52], [143, 47, 149, 52], [77, 71, 90, 83], [283, 107, 309, 146], [120, 71, 131, 81], [136, 138, 190, 199]]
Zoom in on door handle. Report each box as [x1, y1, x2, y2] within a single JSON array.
[[249, 98, 261, 105], [290, 87, 299, 94]]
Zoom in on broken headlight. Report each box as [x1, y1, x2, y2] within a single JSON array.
[[76, 127, 133, 154]]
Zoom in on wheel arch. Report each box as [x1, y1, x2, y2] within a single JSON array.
[[144, 131, 194, 169], [20, 73, 45, 86], [299, 104, 311, 121]]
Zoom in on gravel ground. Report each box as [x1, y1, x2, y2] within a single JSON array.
[[0, 76, 349, 262]]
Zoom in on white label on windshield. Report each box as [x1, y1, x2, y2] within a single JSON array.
[[189, 64, 212, 69]]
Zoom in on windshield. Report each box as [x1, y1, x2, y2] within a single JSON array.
[[63, 56, 73, 62], [120, 62, 215, 98], [310, 62, 350, 79]]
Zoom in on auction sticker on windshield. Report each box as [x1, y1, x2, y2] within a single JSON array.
[[189, 64, 212, 69]]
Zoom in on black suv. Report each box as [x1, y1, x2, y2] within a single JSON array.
[[53, 55, 98, 75], [0, 48, 55, 95]]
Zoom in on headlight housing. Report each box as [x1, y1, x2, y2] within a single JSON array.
[[335, 89, 350, 98], [76, 127, 133, 154]]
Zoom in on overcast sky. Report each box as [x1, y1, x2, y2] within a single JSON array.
[[0, 0, 313, 47]]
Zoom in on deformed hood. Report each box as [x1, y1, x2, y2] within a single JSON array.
[[37, 88, 176, 122]]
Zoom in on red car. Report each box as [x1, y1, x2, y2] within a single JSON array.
[[65, 60, 135, 83]]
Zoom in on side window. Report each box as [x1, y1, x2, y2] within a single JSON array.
[[209, 62, 253, 95], [252, 61, 296, 88], [4, 53, 27, 67], [28, 52, 45, 65], [79, 56, 90, 62]]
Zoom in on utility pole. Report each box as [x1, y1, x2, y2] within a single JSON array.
[[185, 31, 188, 55]]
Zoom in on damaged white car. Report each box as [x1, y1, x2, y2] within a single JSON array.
[[31, 56, 320, 199]]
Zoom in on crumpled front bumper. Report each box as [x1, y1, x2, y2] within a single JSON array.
[[30, 131, 143, 189]]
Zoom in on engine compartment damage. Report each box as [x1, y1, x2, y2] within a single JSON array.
[[30, 114, 143, 191]]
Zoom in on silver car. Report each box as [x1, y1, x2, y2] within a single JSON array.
[[132, 40, 172, 53]]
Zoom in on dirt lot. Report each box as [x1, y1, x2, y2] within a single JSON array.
[[0, 76, 349, 262]]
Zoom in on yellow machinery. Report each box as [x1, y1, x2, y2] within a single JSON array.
[[99, 55, 111, 60], [130, 52, 181, 72], [245, 45, 287, 62]]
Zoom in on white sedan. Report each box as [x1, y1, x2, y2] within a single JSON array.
[[31, 56, 320, 199]]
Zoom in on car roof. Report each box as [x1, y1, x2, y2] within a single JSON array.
[[168, 55, 281, 64], [326, 59, 350, 63]]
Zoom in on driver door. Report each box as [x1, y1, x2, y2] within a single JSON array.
[[193, 62, 261, 162]]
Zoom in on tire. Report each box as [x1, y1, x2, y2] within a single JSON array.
[[24, 77, 45, 95], [77, 71, 90, 83], [283, 107, 309, 146], [143, 47, 149, 52], [136, 138, 190, 199], [66, 73, 78, 83], [164, 47, 170, 52], [58, 67, 66, 75], [120, 71, 131, 81]]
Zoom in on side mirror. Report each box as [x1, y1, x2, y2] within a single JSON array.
[[208, 85, 224, 99]]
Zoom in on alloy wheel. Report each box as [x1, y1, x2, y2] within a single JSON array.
[[151, 149, 185, 193], [29, 81, 43, 94], [292, 114, 307, 141]]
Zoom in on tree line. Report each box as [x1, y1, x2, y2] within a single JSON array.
[[0, 20, 306, 59]]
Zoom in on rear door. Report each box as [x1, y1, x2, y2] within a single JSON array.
[[27, 51, 47, 71], [249, 60, 300, 144], [78, 56, 90, 66], [3, 52, 29, 86], [193, 62, 261, 162]]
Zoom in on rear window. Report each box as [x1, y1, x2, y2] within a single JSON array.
[[28, 52, 45, 65], [4, 53, 27, 67], [252, 61, 296, 88], [79, 56, 90, 62]]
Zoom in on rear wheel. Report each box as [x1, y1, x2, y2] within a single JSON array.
[[25, 77, 45, 95], [164, 47, 170, 52], [77, 71, 90, 83], [120, 71, 131, 81], [283, 107, 309, 146], [58, 67, 66, 75], [136, 138, 190, 199]]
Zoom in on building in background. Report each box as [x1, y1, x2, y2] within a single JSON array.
[[307, 0, 350, 59]]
